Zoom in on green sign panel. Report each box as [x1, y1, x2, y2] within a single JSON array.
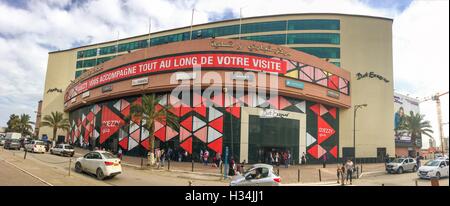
[[285, 79, 304, 90]]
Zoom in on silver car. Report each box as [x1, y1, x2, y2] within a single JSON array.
[[230, 164, 281, 186], [386, 157, 418, 174], [50, 144, 75, 157]]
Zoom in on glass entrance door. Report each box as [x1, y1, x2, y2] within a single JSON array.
[[248, 115, 299, 164]]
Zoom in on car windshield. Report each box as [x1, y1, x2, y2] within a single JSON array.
[[64, 145, 74, 149], [425, 160, 441, 166], [35, 141, 45, 145], [11, 139, 19, 143], [391, 158, 404, 163], [101, 152, 116, 159]]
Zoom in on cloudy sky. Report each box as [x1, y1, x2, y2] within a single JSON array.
[[0, 0, 448, 148]]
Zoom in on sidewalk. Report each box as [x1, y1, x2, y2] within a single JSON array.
[[74, 148, 386, 183]]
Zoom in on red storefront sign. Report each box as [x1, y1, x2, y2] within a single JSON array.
[[66, 53, 287, 101]]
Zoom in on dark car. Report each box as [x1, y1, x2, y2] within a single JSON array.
[[4, 139, 21, 150]]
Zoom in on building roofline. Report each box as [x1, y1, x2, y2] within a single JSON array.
[[49, 12, 393, 54]]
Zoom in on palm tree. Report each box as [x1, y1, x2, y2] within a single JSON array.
[[6, 114, 20, 132], [129, 94, 179, 166], [41, 111, 70, 142], [7, 114, 34, 136], [399, 111, 433, 146]]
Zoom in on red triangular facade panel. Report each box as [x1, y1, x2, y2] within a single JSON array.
[[209, 116, 223, 133], [207, 138, 222, 154], [180, 116, 193, 131], [141, 138, 150, 150], [180, 137, 192, 154], [154, 127, 166, 142], [329, 107, 337, 119], [330, 146, 338, 158]]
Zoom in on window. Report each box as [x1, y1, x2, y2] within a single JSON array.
[[288, 19, 340, 30], [192, 25, 240, 39], [241, 21, 287, 34], [241, 34, 286, 45], [118, 40, 148, 52], [82, 59, 96, 68], [99, 45, 117, 55], [91, 152, 102, 159], [77, 48, 97, 58], [287, 33, 340, 44], [76, 60, 83, 69], [75, 70, 85, 78], [97, 56, 115, 65], [293, 47, 340, 59], [151, 32, 190, 46]]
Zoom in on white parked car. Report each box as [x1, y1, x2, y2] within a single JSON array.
[[386, 157, 417, 174], [418, 158, 449, 179], [75, 151, 122, 180], [50, 144, 75, 157], [25, 140, 46, 153]]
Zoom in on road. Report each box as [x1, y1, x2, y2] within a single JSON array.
[[353, 170, 449, 186], [0, 159, 47, 186], [0, 148, 228, 186]]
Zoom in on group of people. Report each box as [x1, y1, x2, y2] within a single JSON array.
[[268, 151, 292, 168], [337, 159, 355, 185]]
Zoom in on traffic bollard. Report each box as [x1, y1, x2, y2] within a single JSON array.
[[298, 169, 301, 182], [191, 160, 194, 172], [23, 149, 27, 159], [277, 168, 280, 176], [356, 166, 359, 179], [68, 158, 72, 176], [415, 179, 418, 186], [319, 169, 322, 182], [168, 159, 171, 171], [140, 158, 144, 168]]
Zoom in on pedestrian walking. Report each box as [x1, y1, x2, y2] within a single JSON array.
[[345, 159, 354, 185], [322, 154, 327, 168], [229, 157, 236, 176], [337, 165, 342, 184], [269, 152, 274, 165], [416, 155, 421, 168], [275, 152, 280, 167], [301, 152, 306, 165], [160, 149, 165, 167], [283, 152, 289, 168], [203, 150, 209, 166], [118, 147, 123, 160], [199, 149, 203, 162]]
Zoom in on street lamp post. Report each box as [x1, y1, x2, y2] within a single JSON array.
[[353, 104, 367, 164]]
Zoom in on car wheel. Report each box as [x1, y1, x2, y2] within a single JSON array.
[[397, 167, 403, 174], [75, 162, 83, 173], [436, 172, 441, 180], [96, 168, 105, 180], [412, 166, 417, 172]]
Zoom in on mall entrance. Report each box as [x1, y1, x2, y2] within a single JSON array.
[[248, 115, 299, 164]]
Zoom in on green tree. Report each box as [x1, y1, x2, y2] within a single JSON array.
[[399, 111, 434, 145], [40, 111, 70, 142], [129, 94, 179, 165], [6, 114, 20, 132], [7, 114, 34, 136]]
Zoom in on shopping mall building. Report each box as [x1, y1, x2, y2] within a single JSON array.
[[39, 13, 394, 164]]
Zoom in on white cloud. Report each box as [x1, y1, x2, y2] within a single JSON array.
[[393, 0, 449, 148], [0, 0, 447, 149]]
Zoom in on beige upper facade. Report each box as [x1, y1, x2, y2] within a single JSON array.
[[40, 13, 394, 158]]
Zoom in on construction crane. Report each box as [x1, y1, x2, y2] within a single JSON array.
[[421, 91, 449, 154]]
